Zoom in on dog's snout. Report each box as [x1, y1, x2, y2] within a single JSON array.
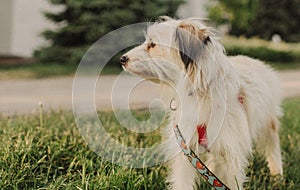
[[120, 55, 129, 65]]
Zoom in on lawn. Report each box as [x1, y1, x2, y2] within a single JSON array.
[[0, 98, 299, 189], [0, 63, 122, 80]]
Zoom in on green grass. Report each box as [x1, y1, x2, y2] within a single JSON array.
[[0, 98, 300, 189], [221, 36, 300, 63], [221, 36, 300, 70], [268, 62, 300, 70], [0, 63, 76, 79], [1, 36, 300, 80], [0, 59, 298, 80], [0, 63, 122, 80]]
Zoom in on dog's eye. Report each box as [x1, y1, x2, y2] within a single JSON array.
[[147, 42, 156, 50]]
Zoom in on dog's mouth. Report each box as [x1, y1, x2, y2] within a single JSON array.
[[122, 56, 179, 85], [123, 64, 162, 83]]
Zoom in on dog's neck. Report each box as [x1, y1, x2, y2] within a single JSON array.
[[167, 53, 237, 149]]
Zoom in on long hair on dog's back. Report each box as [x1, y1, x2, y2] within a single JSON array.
[[121, 17, 283, 190]]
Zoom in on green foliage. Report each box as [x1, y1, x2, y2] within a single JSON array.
[[34, 0, 185, 65], [208, 0, 258, 36], [252, 0, 300, 42], [208, 0, 300, 42], [0, 98, 300, 189], [221, 36, 300, 63]]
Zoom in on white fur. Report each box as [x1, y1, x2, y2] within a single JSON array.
[[122, 17, 283, 190]]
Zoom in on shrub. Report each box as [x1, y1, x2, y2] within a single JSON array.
[[221, 36, 300, 62]]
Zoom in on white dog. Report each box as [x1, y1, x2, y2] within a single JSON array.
[[120, 17, 283, 190]]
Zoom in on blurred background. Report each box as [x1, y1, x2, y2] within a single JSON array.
[[1, 1, 300, 189], [0, 0, 300, 114], [0, 0, 299, 70]]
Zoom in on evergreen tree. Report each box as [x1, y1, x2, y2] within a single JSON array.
[[35, 0, 184, 65]]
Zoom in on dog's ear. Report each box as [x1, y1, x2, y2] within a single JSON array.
[[175, 23, 211, 69], [157, 16, 173, 22], [198, 29, 211, 45]]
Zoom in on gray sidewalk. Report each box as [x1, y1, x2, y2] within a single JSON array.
[[0, 70, 300, 115]]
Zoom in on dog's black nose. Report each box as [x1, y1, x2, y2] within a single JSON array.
[[120, 55, 129, 65]]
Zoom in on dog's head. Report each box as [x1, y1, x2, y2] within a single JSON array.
[[120, 17, 220, 85]]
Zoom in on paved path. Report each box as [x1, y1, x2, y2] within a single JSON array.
[[0, 70, 300, 115]]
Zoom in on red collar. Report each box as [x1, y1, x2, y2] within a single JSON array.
[[197, 123, 208, 150]]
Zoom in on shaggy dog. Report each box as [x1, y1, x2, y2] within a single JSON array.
[[120, 17, 283, 190]]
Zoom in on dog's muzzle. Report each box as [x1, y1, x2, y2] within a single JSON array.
[[120, 55, 129, 66]]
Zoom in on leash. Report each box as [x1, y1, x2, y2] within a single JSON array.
[[170, 91, 244, 189], [173, 124, 230, 190]]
